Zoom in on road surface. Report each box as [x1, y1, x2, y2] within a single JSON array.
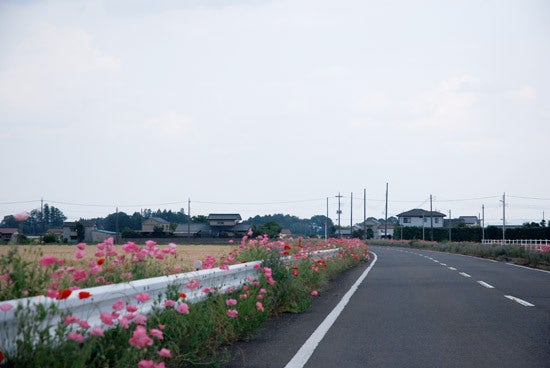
[[225, 245, 550, 368]]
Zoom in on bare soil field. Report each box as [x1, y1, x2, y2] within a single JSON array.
[[0, 244, 232, 270]]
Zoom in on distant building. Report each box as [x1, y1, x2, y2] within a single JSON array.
[[444, 216, 480, 228], [141, 217, 171, 234], [458, 216, 479, 227], [62, 222, 79, 242], [0, 228, 18, 243], [335, 229, 353, 238], [378, 225, 395, 239], [279, 229, 292, 238], [396, 209, 446, 228], [173, 214, 251, 238]]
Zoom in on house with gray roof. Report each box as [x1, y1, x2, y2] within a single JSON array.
[[141, 217, 171, 234], [174, 214, 251, 238], [396, 209, 446, 228]]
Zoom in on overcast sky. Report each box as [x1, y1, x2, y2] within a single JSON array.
[[1, 0, 549, 226]]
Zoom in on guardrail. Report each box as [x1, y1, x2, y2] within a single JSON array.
[[0, 248, 339, 354], [482, 239, 550, 252]]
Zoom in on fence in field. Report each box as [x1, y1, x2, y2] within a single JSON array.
[[0, 248, 339, 354], [482, 239, 550, 252]]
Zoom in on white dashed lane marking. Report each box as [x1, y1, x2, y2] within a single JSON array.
[[477, 281, 495, 289], [504, 295, 535, 307]]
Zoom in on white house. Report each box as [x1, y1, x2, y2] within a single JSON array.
[[396, 209, 446, 228]]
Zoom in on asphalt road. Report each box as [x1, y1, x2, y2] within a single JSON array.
[[225, 246, 550, 368]]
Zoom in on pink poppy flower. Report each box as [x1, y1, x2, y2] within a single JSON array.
[[89, 327, 104, 337], [158, 348, 172, 358], [256, 302, 265, 312], [112, 300, 125, 311], [149, 328, 163, 340], [225, 299, 237, 306], [164, 300, 176, 307], [311, 290, 318, 296], [226, 309, 238, 318], [129, 325, 153, 348], [67, 332, 85, 343], [100, 311, 116, 326], [78, 320, 90, 329], [39, 256, 57, 266], [132, 313, 148, 325], [138, 360, 155, 368], [0, 303, 13, 312], [118, 316, 130, 329], [135, 292, 151, 303], [176, 303, 189, 314]]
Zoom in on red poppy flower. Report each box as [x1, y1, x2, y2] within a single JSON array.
[[284, 245, 292, 250], [179, 292, 187, 299], [0, 349, 4, 362], [78, 291, 92, 299], [56, 289, 72, 300], [97, 258, 105, 266]]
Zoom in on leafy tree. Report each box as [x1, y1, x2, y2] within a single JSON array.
[[153, 225, 165, 236], [192, 215, 208, 223], [365, 228, 374, 239], [1, 215, 18, 228], [254, 221, 283, 238], [103, 212, 132, 232], [75, 221, 85, 242], [352, 228, 365, 239]]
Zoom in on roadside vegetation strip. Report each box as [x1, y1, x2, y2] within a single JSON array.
[[368, 239, 550, 271], [0, 236, 369, 367]]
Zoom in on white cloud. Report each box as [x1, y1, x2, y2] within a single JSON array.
[[507, 85, 537, 102], [0, 23, 120, 115], [141, 112, 196, 139], [403, 74, 480, 131]]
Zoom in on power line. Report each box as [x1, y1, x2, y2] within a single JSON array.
[[508, 195, 550, 201]]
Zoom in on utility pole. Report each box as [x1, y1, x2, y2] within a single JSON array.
[[430, 194, 434, 241], [187, 198, 191, 241], [325, 197, 328, 240], [502, 192, 506, 241], [482, 204, 485, 242], [384, 183, 388, 239], [115, 207, 119, 244], [336, 193, 343, 237], [448, 209, 452, 242], [41, 197, 44, 234], [350, 192, 353, 232], [363, 188, 367, 238]]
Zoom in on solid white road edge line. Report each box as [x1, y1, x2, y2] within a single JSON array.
[[448, 267, 457, 271], [504, 295, 535, 307], [477, 281, 495, 289], [284, 251, 378, 368], [459, 272, 471, 278]]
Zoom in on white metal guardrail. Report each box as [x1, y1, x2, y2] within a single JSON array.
[[482, 239, 550, 252], [0, 248, 340, 354]]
